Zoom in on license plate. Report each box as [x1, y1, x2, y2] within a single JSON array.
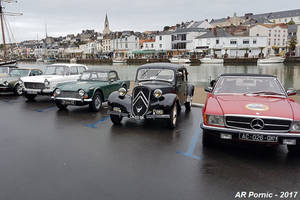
[[64, 100, 75, 105], [239, 133, 278, 143], [27, 90, 38, 94]]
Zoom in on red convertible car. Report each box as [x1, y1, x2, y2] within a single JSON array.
[[201, 74, 300, 154]]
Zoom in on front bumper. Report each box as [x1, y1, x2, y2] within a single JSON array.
[[51, 96, 93, 103], [24, 88, 54, 95], [108, 110, 170, 119], [201, 123, 300, 144], [0, 86, 13, 93]]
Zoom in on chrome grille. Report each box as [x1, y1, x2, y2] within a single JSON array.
[[132, 86, 151, 117], [59, 91, 80, 99], [225, 115, 292, 132], [24, 82, 45, 89]]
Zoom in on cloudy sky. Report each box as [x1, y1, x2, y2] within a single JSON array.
[[2, 0, 299, 42]]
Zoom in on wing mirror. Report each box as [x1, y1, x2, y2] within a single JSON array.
[[287, 88, 297, 96], [205, 87, 213, 93], [210, 80, 216, 87]]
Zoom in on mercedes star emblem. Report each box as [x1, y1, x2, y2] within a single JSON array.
[[250, 118, 265, 130]]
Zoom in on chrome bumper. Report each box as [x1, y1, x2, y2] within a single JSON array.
[[51, 96, 93, 102], [201, 123, 300, 138], [108, 111, 170, 119], [24, 88, 54, 94]]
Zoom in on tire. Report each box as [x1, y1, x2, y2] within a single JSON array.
[[168, 102, 178, 129], [185, 96, 192, 112], [55, 100, 68, 110], [14, 84, 23, 96], [89, 91, 103, 112], [202, 130, 214, 147], [287, 145, 300, 155], [24, 93, 37, 101], [110, 115, 123, 125]]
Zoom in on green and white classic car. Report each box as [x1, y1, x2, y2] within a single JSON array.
[[0, 68, 43, 95], [52, 69, 130, 112]]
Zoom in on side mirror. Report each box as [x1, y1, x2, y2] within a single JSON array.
[[205, 87, 213, 93], [210, 80, 216, 87], [287, 88, 297, 96]]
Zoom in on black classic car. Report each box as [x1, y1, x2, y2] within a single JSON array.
[[108, 63, 195, 128]]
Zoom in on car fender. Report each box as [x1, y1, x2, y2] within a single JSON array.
[[187, 84, 195, 97], [150, 93, 179, 113], [108, 91, 132, 113]]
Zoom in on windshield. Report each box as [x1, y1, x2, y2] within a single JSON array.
[[214, 76, 286, 96], [80, 72, 108, 81], [137, 69, 174, 82], [45, 66, 66, 75], [9, 69, 30, 77], [0, 67, 8, 74]]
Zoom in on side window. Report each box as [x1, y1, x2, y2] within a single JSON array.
[[183, 69, 188, 82], [65, 67, 70, 75], [177, 70, 184, 82], [70, 66, 78, 75], [30, 70, 42, 76], [78, 66, 85, 74], [109, 72, 118, 81]]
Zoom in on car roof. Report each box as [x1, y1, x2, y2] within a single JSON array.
[[84, 69, 116, 73], [138, 63, 186, 71], [11, 68, 40, 70], [49, 63, 87, 67], [220, 73, 276, 78]]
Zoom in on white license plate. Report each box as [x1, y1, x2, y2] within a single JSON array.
[[239, 133, 278, 143], [27, 90, 38, 94]]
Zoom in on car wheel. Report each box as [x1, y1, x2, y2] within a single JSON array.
[[55, 100, 68, 110], [168, 102, 178, 129], [202, 130, 214, 147], [24, 93, 37, 101], [14, 84, 23, 96], [185, 96, 192, 112], [110, 115, 123, 125], [89, 91, 103, 112], [287, 145, 300, 154]]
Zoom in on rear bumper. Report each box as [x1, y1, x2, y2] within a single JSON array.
[[108, 110, 170, 119], [201, 123, 300, 144]]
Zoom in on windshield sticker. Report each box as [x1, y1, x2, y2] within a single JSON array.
[[246, 104, 269, 111]]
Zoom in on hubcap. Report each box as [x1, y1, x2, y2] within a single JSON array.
[[95, 95, 101, 109], [172, 105, 177, 125], [17, 86, 23, 95]]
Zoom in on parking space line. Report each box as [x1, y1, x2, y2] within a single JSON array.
[[36, 106, 56, 112], [85, 116, 110, 128], [176, 130, 202, 160]]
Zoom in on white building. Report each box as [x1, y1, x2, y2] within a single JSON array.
[[154, 32, 172, 51], [110, 34, 139, 58], [249, 23, 288, 55], [194, 29, 268, 58]]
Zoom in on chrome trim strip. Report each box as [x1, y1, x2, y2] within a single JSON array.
[[201, 123, 300, 138], [52, 97, 92, 102], [224, 114, 293, 121], [146, 115, 170, 119]]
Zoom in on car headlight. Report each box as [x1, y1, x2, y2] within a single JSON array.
[[291, 121, 300, 131], [3, 81, 9, 86], [119, 87, 127, 97], [55, 89, 61, 95], [78, 89, 85, 97], [205, 115, 225, 126], [154, 89, 162, 98], [44, 79, 50, 86]]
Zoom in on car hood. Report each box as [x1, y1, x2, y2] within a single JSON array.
[[0, 73, 8, 78], [57, 81, 108, 91], [215, 95, 293, 119], [21, 75, 65, 83], [0, 76, 19, 83]]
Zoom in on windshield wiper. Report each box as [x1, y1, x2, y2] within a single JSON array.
[[247, 91, 284, 96]]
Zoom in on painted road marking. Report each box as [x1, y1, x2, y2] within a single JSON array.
[[36, 106, 56, 112], [176, 130, 201, 160], [85, 116, 110, 128]]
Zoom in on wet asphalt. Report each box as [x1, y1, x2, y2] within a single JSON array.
[[0, 95, 300, 200]]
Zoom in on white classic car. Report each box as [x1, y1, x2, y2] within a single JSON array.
[[20, 63, 88, 101]]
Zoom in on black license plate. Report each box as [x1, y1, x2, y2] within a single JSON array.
[[64, 100, 75, 105], [239, 133, 278, 143]]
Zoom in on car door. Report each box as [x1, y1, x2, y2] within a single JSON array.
[[108, 71, 120, 92], [176, 69, 187, 105]]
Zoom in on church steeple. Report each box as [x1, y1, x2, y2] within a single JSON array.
[[103, 13, 111, 35]]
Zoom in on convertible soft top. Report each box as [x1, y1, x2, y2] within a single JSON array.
[[220, 73, 276, 78]]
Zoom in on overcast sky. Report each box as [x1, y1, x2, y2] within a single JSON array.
[[2, 0, 299, 42]]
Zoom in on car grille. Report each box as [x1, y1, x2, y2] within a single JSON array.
[[59, 91, 80, 99], [132, 86, 151, 116], [225, 115, 292, 132], [24, 82, 45, 89]]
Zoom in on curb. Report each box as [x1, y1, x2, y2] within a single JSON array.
[[192, 103, 204, 108]]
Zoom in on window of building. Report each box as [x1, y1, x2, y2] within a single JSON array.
[[269, 33, 271, 37], [256, 34, 259, 36], [216, 39, 219, 44], [253, 39, 257, 44], [243, 40, 249, 44], [159, 36, 162, 40], [125, 44, 128, 48], [274, 39, 276, 45], [151, 44, 154, 48], [230, 40, 237, 44], [268, 39, 271, 46], [285, 18, 287, 22], [159, 44, 162, 48]]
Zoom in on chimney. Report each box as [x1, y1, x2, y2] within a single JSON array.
[[213, 28, 217, 36]]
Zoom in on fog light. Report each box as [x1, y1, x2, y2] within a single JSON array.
[[153, 109, 163, 115], [220, 133, 232, 140], [283, 139, 296, 145], [113, 107, 121, 113]]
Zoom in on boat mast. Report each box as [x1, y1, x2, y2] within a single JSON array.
[[0, 0, 7, 58]]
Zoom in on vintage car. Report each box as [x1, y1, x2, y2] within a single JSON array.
[[0, 66, 18, 78], [201, 73, 300, 154], [52, 69, 130, 112], [108, 63, 195, 129], [20, 63, 87, 101], [0, 68, 43, 95]]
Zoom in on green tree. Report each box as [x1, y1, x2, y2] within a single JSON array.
[[287, 20, 295, 25], [289, 37, 297, 51]]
